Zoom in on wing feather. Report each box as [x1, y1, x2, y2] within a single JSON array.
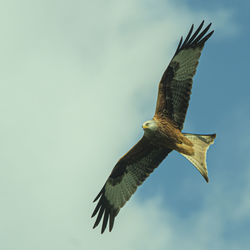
[[155, 21, 214, 130], [92, 137, 171, 233]]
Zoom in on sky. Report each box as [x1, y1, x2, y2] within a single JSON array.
[[0, 0, 250, 250]]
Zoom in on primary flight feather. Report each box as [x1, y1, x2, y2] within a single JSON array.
[[91, 21, 216, 234]]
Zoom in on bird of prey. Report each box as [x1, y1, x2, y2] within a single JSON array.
[[91, 21, 216, 234]]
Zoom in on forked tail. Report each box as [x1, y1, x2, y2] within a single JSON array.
[[181, 133, 216, 182]]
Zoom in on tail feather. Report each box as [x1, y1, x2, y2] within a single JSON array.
[[181, 133, 216, 182]]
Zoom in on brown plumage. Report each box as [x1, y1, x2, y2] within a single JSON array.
[[91, 21, 216, 234]]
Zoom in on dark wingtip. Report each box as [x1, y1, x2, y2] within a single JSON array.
[[109, 210, 115, 232], [182, 24, 194, 48], [205, 176, 209, 183], [175, 36, 183, 55], [193, 22, 213, 45], [91, 197, 102, 218], [92, 185, 117, 234], [199, 20, 205, 30], [101, 210, 109, 234], [93, 220, 98, 229], [93, 206, 105, 229], [93, 186, 105, 202], [93, 196, 99, 203], [91, 209, 98, 218], [175, 20, 213, 54], [201, 20, 205, 27], [205, 23, 212, 33]]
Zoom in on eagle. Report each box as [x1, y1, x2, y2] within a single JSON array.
[[91, 21, 216, 234]]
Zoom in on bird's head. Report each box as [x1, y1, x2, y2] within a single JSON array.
[[142, 119, 158, 133]]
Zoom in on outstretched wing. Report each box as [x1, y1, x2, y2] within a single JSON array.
[[155, 21, 214, 130], [91, 137, 171, 233]]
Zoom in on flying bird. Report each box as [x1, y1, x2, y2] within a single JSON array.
[[91, 21, 216, 234]]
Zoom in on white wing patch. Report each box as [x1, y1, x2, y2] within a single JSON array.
[[104, 150, 159, 209], [105, 171, 134, 208], [172, 47, 201, 81]]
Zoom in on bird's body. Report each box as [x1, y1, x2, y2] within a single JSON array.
[[91, 21, 216, 233], [143, 117, 194, 155]]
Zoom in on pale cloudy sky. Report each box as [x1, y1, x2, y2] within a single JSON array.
[[0, 0, 250, 250]]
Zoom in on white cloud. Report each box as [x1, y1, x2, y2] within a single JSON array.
[[0, 0, 241, 250]]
